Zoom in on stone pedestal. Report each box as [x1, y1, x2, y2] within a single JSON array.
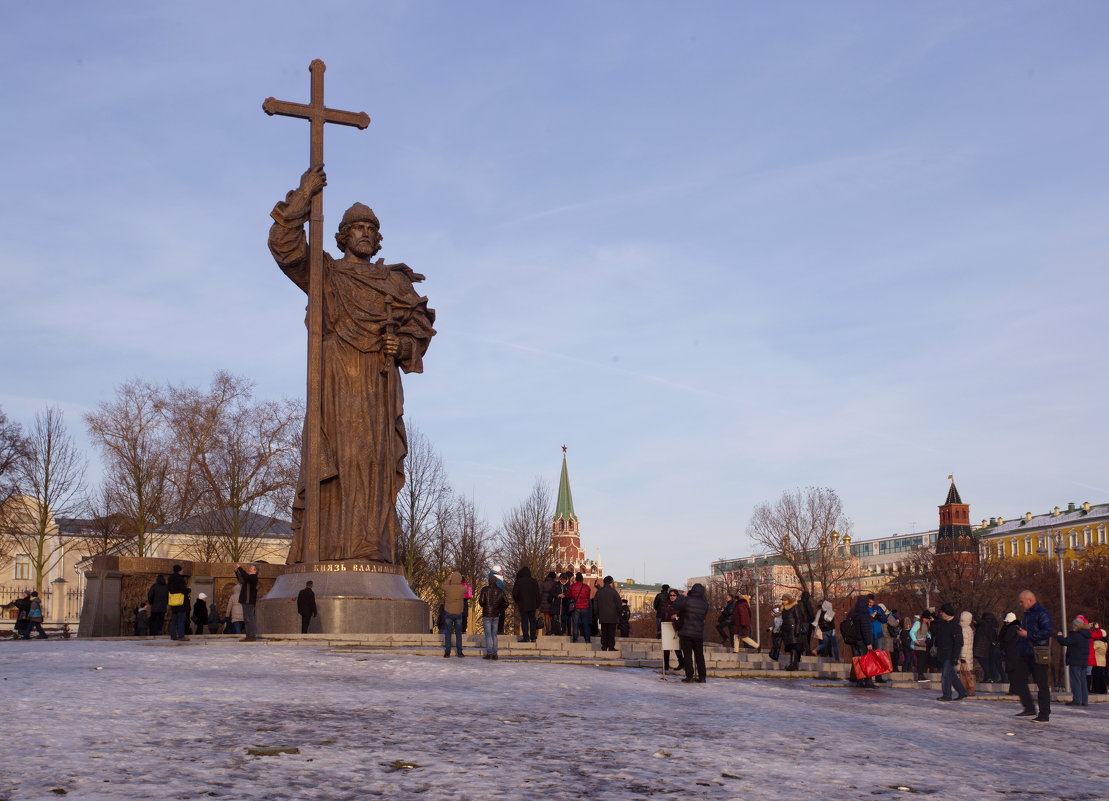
[[257, 561, 429, 635], [78, 570, 124, 638]]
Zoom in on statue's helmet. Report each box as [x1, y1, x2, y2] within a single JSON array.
[[339, 202, 380, 229]]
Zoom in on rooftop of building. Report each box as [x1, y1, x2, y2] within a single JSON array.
[[978, 501, 1109, 536]]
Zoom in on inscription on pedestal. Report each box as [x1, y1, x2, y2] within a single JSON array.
[[289, 561, 405, 575]]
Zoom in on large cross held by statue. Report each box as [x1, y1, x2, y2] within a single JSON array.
[[263, 59, 370, 563]]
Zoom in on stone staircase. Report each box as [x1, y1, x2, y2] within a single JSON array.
[[290, 634, 854, 680]]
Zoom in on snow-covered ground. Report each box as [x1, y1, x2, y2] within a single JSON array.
[[2, 640, 1104, 801]]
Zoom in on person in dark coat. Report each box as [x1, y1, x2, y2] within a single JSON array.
[[715, 593, 735, 645], [235, 563, 260, 642], [618, 599, 630, 638], [478, 572, 509, 659], [672, 583, 709, 682], [3, 590, 32, 639], [998, 612, 1021, 693], [191, 593, 209, 636], [594, 576, 622, 651], [933, 603, 968, 701], [539, 571, 559, 636], [147, 575, 169, 636], [660, 588, 685, 671], [24, 592, 48, 638], [297, 580, 318, 634], [511, 566, 541, 643], [1057, 617, 1092, 707], [653, 584, 670, 638], [166, 565, 191, 641], [851, 594, 878, 688], [133, 603, 149, 637], [558, 573, 573, 638], [974, 611, 1001, 682], [798, 590, 816, 656], [780, 594, 804, 671], [1015, 590, 1053, 722]]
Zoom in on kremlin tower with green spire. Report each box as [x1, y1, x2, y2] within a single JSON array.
[[552, 447, 603, 580]]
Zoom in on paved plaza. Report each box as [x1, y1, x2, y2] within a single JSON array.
[[2, 640, 1103, 801]]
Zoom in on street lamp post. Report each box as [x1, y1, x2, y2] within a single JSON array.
[[1036, 527, 1084, 694]]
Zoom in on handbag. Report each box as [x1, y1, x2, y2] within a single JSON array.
[[168, 592, 186, 607], [1032, 645, 1050, 666]]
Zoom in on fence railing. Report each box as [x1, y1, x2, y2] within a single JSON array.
[[0, 587, 83, 622]]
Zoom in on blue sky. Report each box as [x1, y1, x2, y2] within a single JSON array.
[[3, 3, 1108, 584]]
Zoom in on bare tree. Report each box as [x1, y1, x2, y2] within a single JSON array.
[[396, 425, 453, 601], [82, 483, 136, 556], [164, 372, 300, 562], [449, 495, 495, 594], [5, 407, 86, 592], [85, 379, 184, 556], [0, 406, 29, 564], [746, 487, 855, 601], [495, 478, 553, 580]]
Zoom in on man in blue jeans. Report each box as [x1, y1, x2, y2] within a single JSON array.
[[478, 572, 508, 659], [441, 570, 467, 657], [167, 565, 191, 642], [567, 573, 592, 644]]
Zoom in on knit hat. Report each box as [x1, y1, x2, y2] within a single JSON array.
[[938, 603, 955, 617], [197, 593, 208, 600], [1003, 612, 1017, 623]]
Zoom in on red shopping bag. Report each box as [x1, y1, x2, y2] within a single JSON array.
[[855, 649, 893, 678]]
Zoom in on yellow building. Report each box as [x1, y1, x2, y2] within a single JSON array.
[[976, 501, 1109, 561]]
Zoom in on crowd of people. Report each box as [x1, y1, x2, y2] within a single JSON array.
[[131, 564, 261, 642], [433, 568, 1109, 714], [818, 588, 1103, 723], [436, 569, 634, 660]]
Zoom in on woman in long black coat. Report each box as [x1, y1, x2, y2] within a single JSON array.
[[780, 594, 804, 671]]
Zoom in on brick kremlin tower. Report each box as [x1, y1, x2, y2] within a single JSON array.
[[935, 476, 977, 565], [551, 447, 603, 581]]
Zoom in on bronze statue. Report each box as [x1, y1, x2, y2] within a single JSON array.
[[269, 166, 436, 563]]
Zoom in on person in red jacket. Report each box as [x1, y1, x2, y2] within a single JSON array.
[[732, 594, 758, 652], [566, 573, 592, 644]]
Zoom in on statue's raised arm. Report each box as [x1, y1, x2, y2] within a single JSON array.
[[269, 166, 328, 291]]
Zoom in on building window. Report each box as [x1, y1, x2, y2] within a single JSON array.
[[13, 554, 31, 581]]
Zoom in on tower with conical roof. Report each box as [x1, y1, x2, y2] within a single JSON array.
[[936, 476, 977, 563], [551, 447, 603, 579]]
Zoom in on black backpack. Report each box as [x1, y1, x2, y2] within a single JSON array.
[[840, 616, 861, 645]]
